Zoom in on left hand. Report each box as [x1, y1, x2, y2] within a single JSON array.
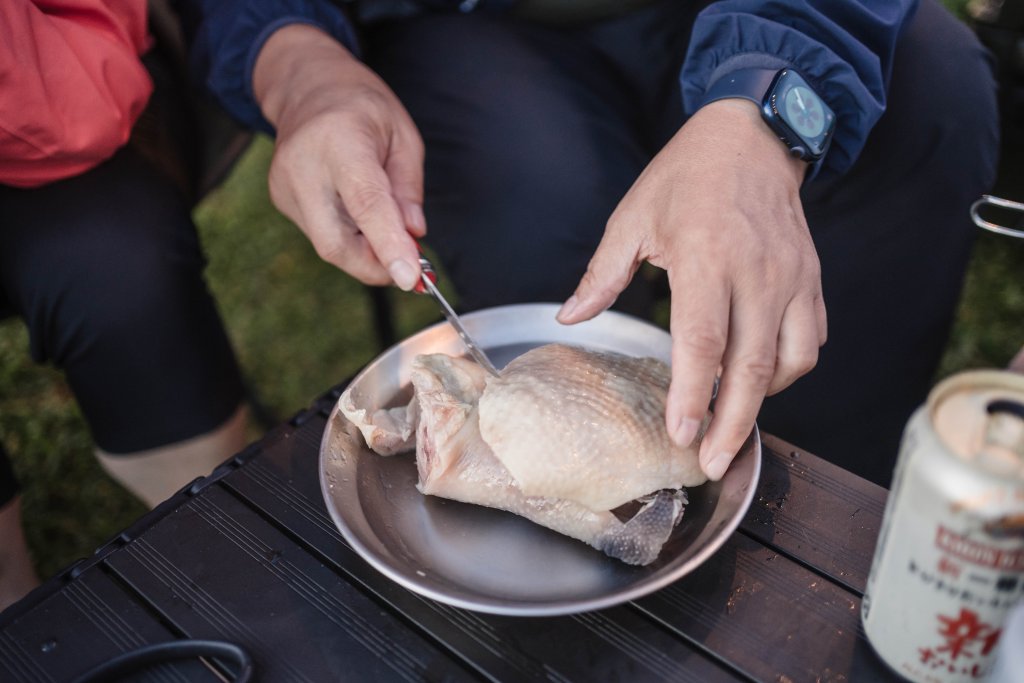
[[557, 99, 827, 481], [1010, 345, 1024, 374]]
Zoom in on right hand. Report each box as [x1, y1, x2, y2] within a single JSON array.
[[557, 100, 826, 481], [253, 24, 425, 290]]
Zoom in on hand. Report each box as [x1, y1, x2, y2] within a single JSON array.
[[253, 24, 425, 290], [557, 99, 827, 481], [1010, 345, 1024, 375]]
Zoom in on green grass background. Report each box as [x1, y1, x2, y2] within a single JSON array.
[[3, 0, 1022, 583]]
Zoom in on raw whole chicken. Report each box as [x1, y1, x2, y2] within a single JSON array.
[[340, 343, 709, 565]]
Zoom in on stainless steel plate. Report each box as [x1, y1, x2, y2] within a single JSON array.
[[319, 303, 761, 616]]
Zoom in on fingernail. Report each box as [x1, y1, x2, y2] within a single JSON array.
[[408, 204, 426, 233], [703, 451, 732, 481], [672, 416, 701, 448], [556, 295, 579, 322], [388, 259, 419, 291]]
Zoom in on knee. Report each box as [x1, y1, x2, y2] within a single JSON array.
[[84, 249, 204, 349], [23, 219, 207, 368]]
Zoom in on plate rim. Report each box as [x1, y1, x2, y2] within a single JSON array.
[[318, 303, 762, 615]]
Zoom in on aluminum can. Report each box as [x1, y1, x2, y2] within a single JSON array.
[[862, 370, 1024, 683], [986, 601, 1024, 683]]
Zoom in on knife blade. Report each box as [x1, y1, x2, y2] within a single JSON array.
[[417, 256, 501, 377]]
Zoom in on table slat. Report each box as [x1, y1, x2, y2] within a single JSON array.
[[635, 532, 896, 682], [739, 436, 888, 595], [103, 485, 480, 683], [0, 566, 218, 683]]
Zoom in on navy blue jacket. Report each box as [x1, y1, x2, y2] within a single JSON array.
[[179, 0, 919, 178]]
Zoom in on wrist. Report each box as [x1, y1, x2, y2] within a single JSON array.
[[253, 23, 357, 127], [702, 68, 835, 167], [697, 99, 808, 187]]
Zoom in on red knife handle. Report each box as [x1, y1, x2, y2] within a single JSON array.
[[413, 243, 438, 294]]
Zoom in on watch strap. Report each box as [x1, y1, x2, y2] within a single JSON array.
[[700, 68, 779, 108]]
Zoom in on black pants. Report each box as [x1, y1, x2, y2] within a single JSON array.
[[0, 144, 244, 508], [366, 0, 1000, 486]]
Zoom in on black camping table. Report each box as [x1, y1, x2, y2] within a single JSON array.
[[0, 383, 899, 682]]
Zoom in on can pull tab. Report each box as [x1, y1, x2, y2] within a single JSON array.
[[978, 398, 1024, 473]]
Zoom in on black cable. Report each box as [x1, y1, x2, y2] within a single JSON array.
[[71, 639, 253, 683]]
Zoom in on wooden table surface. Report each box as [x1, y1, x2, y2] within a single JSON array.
[[0, 384, 900, 682]]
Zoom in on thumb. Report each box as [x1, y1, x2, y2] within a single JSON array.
[[557, 224, 642, 324]]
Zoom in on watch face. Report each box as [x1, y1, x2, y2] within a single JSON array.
[[783, 86, 826, 138], [767, 69, 836, 160]]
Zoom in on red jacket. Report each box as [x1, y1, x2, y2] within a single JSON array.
[[0, 0, 152, 187]]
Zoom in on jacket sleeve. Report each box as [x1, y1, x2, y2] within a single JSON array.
[[681, 0, 919, 178], [176, 0, 359, 135], [0, 0, 152, 188]]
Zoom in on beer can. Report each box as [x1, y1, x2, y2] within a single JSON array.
[[987, 602, 1024, 683], [862, 370, 1024, 683]]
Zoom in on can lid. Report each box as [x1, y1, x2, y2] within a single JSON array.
[[929, 370, 1024, 479]]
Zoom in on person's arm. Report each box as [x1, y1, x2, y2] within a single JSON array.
[[177, 0, 425, 290], [559, 0, 918, 481], [0, 0, 152, 187]]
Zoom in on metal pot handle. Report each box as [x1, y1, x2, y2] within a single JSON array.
[[970, 195, 1024, 239]]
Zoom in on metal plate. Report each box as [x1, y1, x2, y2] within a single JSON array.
[[319, 303, 761, 616]]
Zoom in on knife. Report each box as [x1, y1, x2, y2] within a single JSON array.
[[416, 254, 501, 377]]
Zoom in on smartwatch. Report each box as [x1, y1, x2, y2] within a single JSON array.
[[701, 68, 836, 162]]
